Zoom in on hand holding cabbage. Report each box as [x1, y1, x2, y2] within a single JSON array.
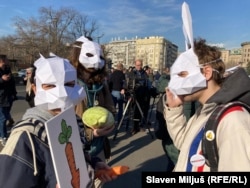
[[82, 106, 115, 137]]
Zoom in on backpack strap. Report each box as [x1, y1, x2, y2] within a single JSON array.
[[202, 101, 250, 172], [12, 118, 48, 143], [11, 116, 89, 148]]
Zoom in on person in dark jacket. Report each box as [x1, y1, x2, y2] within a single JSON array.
[[127, 59, 152, 135], [109, 62, 126, 125], [0, 54, 17, 146], [0, 54, 116, 188]]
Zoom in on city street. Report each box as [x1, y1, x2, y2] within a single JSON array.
[[1, 85, 167, 188]]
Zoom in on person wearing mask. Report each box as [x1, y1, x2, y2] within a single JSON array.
[[165, 37, 250, 171], [165, 2, 250, 172], [68, 36, 115, 158], [68, 36, 116, 188], [0, 54, 116, 187]]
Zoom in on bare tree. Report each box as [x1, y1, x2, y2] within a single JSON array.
[[12, 17, 43, 64], [68, 13, 104, 43], [39, 6, 79, 55], [0, 6, 103, 67]]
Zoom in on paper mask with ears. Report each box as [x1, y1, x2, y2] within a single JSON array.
[[168, 2, 207, 96], [34, 54, 86, 111], [75, 36, 105, 70]]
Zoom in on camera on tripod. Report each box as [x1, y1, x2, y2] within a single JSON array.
[[125, 79, 140, 97], [124, 89, 135, 104], [113, 72, 155, 140], [113, 87, 154, 141]]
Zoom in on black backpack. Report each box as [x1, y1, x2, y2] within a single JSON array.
[[202, 101, 250, 172]]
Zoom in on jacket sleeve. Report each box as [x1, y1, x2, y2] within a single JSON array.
[[163, 103, 189, 150]]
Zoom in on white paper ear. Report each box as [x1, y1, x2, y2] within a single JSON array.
[[76, 36, 90, 43], [182, 2, 194, 50], [49, 52, 57, 57], [34, 53, 46, 68], [167, 2, 207, 96], [39, 53, 45, 59], [35, 53, 58, 68]]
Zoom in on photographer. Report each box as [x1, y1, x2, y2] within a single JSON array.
[[127, 59, 152, 135]]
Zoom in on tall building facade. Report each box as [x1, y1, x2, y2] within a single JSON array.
[[229, 48, 242, 67], [135, 36, 177, 73], [220, 48, 242, 68], [104, 39, 136, 68], [104, 36, 178, 73], [104, 37, 249, 72], [241, 42, 250, 67]]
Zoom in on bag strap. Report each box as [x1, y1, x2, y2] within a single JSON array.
[[202, 101, 250, 172], [12, 116, 90, 149], [12, 118, 48, 143]]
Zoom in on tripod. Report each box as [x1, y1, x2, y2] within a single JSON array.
[[113, 93, 154, 140]]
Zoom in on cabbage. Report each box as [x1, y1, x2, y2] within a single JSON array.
[[82, 106, 114, 129]]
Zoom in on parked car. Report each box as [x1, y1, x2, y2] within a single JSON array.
[[17, 69, 27, 85]]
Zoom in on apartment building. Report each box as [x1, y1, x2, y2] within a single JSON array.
[[104, 38, 136, 68], [229, 48, 242, 67], [104, 36, 178, 73], [135, 36, 177, 73], [220, 48, 242, 68], [241, 42, 250, 67], [104, 37, 250, 72]]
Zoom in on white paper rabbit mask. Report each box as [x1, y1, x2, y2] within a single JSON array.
[[34, 54, 86, 111], [75, 36, 105, 70], [168, 2, 207, 95]]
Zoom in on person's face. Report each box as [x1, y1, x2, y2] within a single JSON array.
[[26, 70, 32, 78], [135, 61, 142, 71]]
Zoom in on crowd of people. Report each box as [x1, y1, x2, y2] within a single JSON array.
[[0, 35, 161, 187], [0, 2, 250, 187], [0, 47, 162, 187], [0, 51, 117, 187]]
